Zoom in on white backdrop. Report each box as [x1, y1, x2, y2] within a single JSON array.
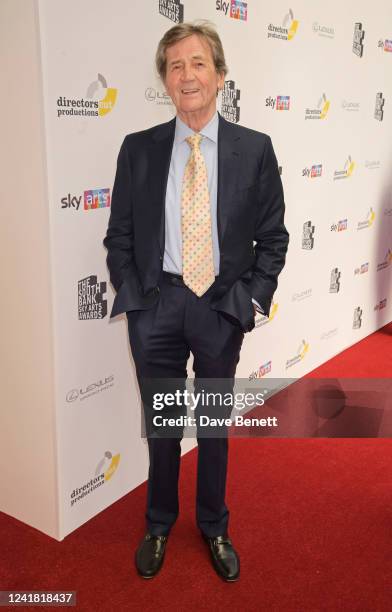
[[36, 0, 391, 539]]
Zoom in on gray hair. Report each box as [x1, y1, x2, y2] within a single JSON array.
[[155, 20, 228, 82]]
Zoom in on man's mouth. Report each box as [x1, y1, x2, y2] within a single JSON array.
[[181, 88, 200, 95]]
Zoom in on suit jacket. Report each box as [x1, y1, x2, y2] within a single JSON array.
[[103, 112, 289, 333]]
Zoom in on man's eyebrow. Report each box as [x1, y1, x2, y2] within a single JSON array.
[[168, 54, 207, 66]]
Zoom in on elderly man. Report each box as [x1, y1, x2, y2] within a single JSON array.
[[103, 20, 289, 581]]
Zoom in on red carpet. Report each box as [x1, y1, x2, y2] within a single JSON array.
[[1, 324, 391, 611]]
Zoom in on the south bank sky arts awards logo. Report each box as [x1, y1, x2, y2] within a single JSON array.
[[352, 22, 365, 57], [357, 207, 375, 231], [216, 0, 248, 21], [286, 340, 309, 369], [302, 221, 315, 250], [329, 268, 341, 293], [221, 80, 241, 123], [267, 8, 299, 41], [353, 307, 363, 329], [61, 188, 110, 211], [70, 451, 120, 508], [78, 275, 107, 320], [304, 93, 330, 120], [374, 92, 385, 121], [159, 0, 184, 23], [333, 156, 355, 180], [57, 74, 117, 118]]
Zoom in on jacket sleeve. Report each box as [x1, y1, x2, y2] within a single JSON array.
[[103, 136, 138, 293], [249, 135, 289, 316]]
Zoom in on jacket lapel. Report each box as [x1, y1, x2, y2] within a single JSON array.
[[217, 112, 242, 248]]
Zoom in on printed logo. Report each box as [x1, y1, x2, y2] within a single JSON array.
[[61, 188, 110, 211], [249, 360, 272, 380], [66, 375, 115, 403], [57, 74, 117, 118], [254, 302, 278, 328], [78, 275, 107, 320], [302, 164, 322, 178], [357, 207, 375, 230], [374, 298, 387, 311], [267, 8, 299, 41], [312, 22, 335, 39], [354, 262, 369, 275], [70, 451, 120, 507], [286, 340, 309, 369], [374, 92, 385, 121], [216, 0, 248, 21], [321, 328, 338, 340], [292, 288, 312, 302], [145, 87, 172, 105], [342, 99, 360, 112], [333, 156, 355, 180], [378, 39, 392, 52], [158, 0, 184, 23], [353, 307, 363, 329], [330, 219, 348, 232], [384, 207, 392, 216], [221, 80, 241, 123], [305, 93, 330, 120], [302, 221, 315, 250], [352, 22, 365, 57], [365, 160, 381, 170], [377, 249, 392, 272], [329, 267, 341, 293]]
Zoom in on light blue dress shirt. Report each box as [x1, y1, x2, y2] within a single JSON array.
[[163, 110, 262, 313]]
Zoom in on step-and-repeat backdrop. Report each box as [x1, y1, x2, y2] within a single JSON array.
[[37, 0, 391, 538]]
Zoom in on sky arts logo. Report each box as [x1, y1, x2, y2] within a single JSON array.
[[354, 262, 369, 275], [357, 208, 375, 230], [333, 156, 355, 180], [249, 360, 272, 380], [57, 74, 117, 118], [374, 298, 387, 311], [353, 22, 365, 57], [145, 87, 172, 105], [254, 302, 278, 328], [374, 92, 385, 121], [286, 340, 309, 369], [221, 80, 241, 122], [216, 0, 247, 21], [377, 249, 392, 272], [265, 95, 290, 110], [159, 0, 184, 23], [267, 8, 299, 41], [329, 268, 341, 293], [302, 221, 315, 250], [305, 93, 330, 120], [330, 218, 347, 232], [302, 164, 322, 178], [70, 450, 120, 508], [378, 39, 392, 52], [312, 22, 334, 39], [61, 188, 110, 211], [353, 307, 363, 329], [78, 275, 107, 320]]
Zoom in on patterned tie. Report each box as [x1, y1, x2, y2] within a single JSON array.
[[181, 133, 215, 297]]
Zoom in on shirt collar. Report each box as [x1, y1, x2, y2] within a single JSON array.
[[174, 110, 218, 145]]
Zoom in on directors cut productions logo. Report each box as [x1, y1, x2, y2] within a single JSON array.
[[378, 38, 392, 52], [305, 93, 330, 120], [78, 275, 107, 320], [249, 360, 272, 380], [357, 207, 375, 230], [57, 74, 117, 118], [353, 307, 363, 329], [267, 8, 299, 41], [352, 22, 365, 57], [302, 164, 322, 178], [70, 451, 120, 508], [374, 92, 385, 121], [377, 249, 392, 272], [330, 218, 347, 232], [216, 0, 247, 21], [61, 188, 110, 211], [265, 95, 291, 110], [329, 268, 341, 293], [158, 0, 184, 23], [254, 302, 279, 328], [302, 221, 315, 250], [286, 340, 309, 369], [333, 156, 355, 180], [221, 80, 241, 123]]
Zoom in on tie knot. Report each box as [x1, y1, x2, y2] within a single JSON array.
[[186, 133, 203, 149]]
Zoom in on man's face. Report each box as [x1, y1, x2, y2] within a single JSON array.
[[164, 34, 224, 125]]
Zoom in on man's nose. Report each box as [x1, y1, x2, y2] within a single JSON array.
[[181, 64, 194, 81]]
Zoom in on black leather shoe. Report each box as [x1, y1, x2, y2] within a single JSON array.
[[135, 533, 168, 578], [202, 533, 240, 581]]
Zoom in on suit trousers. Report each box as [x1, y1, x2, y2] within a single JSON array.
[[126, 270, 245, 537]]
